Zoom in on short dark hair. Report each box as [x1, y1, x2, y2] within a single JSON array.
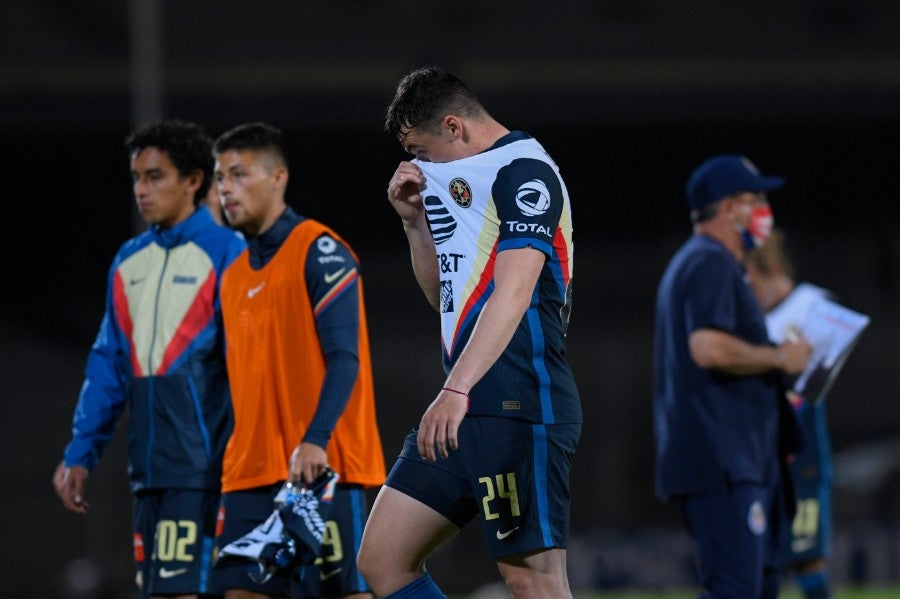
[[690, 201, 720, 224], [213, 122, 288, 170], [125, 119, 213, 206], [384, 66, 487, 140]]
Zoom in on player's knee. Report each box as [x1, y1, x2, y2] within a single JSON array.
[[356, 545, 376, 583], [357, 548, 397, 596], [356, 541, 388, 587], [358, 541, 429, 596], [502, 570, 551, 599], [502, 565, 571, 599]]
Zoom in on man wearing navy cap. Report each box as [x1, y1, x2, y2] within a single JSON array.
[[653, 154, 812, 598]]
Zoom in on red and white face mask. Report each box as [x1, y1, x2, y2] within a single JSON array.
[[741, 204, 773, 249]]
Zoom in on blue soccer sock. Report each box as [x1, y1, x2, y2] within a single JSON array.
[[383, 572, 447, 599], [796, 570, 832, 599]]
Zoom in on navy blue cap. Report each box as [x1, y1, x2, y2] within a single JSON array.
[[686, 154, 785, 211]]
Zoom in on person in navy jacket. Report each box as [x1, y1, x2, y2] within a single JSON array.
[[653, 155, 811, 598]]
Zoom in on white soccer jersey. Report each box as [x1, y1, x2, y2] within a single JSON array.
[[414, 132, 580, 424]]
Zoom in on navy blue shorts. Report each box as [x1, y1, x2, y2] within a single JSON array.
[[785, 402, 833, 563], [293, 483, 371, 597], [677, 479, 785, 599], [785, 473, 832, 562], [216, 482, 371, 597], [385, 416, 580, 559], [132, 488, 222, 598]]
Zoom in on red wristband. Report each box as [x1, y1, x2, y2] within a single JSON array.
[[441, 387, 470, 410]]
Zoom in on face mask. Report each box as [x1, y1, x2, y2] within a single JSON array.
[[739, 204, 774, 250]]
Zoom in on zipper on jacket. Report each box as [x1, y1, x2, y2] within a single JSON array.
[[187, 376, 213, 460], [145, 247, 171, 487]]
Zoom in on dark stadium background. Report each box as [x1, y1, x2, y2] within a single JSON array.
[[2, 2, 899, 597]]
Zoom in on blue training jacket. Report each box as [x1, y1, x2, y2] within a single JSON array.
[[63, 206, 246, 492]]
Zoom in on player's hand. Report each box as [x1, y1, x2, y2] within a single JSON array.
[[778, 336, 812, 376], [53, 462, 90, 515], [387, 161, 425, 225], [289, 442, 329, 485], [417, 389, 468, 462]]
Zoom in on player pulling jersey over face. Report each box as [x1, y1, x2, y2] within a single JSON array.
[[414, 132, 578, 424], [357, 65, 581, 599]]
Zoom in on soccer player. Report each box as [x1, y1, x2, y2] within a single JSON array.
[[747, 228, 836, 599], [52, 119, 246, 598], [212, 122, 386, 599], [653, 155, 811, 598], [356, 66, 581, 599]]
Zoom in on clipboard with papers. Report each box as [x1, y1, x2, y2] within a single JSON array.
[[764, 283, 870, 404]]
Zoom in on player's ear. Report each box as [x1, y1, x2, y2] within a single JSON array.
[[719, 196, 742, 220], [442, 115, 464, 140], [186, 169, 204, 198], [270, 165, 288, 190]]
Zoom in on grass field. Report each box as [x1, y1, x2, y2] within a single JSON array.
[[576, 590, 900, 598], [589, 591, 900, 599], [450, 588, 900, 598]]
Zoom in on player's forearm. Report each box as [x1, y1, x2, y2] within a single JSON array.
[[67, 348, 129, 469], [443, 290, 528, 393], [306, 282, 361, 447], [303, 350, 358, 447], [404, 220, 441, 310], [444, 249, 543, 392]]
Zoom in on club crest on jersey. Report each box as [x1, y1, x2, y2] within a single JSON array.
[[747, 500, 767, 535], [449, 178, 472, 208], [515, 179, 552, 217]]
